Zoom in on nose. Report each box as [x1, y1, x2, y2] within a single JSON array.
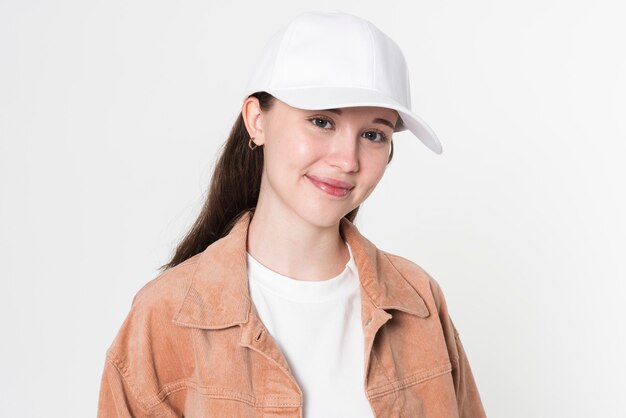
[[325, 130, 360, 173]]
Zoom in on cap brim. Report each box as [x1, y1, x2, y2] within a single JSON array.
[[261, 86, 443, 154]]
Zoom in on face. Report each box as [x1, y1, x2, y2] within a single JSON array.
[[245, 97, 400, 227]]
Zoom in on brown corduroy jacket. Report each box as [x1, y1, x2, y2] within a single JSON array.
[[98, 209, 487, 417]]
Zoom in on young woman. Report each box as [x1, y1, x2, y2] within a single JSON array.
[[98, 11, 487, 418]]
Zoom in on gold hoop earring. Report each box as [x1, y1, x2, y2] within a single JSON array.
[[248, 137, 258, 150]]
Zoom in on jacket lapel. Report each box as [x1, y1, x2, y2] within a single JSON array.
[[171, 208, 431, 391], [173, 209, 430, 329]]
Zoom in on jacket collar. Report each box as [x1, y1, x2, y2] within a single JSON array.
[[172, 209, 430, 329]]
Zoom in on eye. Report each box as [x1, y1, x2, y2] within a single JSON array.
[[309, 117, 333, 129], [308, 116, 389, 143], [362, 130, 388, 143]]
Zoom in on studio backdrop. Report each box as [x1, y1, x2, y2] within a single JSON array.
[[1, 1, 624, 417]]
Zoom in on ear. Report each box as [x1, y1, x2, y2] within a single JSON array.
[[241, 97, 266, 146]]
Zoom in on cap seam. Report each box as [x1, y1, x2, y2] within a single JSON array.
[[269, 85, 401, 91], [271, 21, 297, 90], [363, 21, 378, 91]]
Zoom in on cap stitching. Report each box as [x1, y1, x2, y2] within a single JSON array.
[[272, 21, 297, 89], [363, 21, 378, 91]]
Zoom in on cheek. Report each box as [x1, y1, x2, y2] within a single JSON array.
[[361, 150, 389, 181], [284, 131, 324, 167], [264, 131, 322, 175], [356, 154, 389, 202], [294, 136, 324, 165]]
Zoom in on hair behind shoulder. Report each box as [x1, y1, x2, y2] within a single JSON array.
[[158, 91, 395, 272]]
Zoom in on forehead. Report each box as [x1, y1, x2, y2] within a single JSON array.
[[321, 107, 399, 129], [322, 106, 398, 118], [274, 99, 399, 121]]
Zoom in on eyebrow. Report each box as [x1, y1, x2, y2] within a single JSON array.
[[322, 108, 396, 130]]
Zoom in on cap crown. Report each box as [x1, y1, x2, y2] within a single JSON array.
[[240, 10, 444, 155], [244, 11, 412, 109]]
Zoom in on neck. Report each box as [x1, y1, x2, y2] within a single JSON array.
[[246, 204, 350, 282]]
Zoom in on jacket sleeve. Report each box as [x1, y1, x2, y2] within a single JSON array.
[[430, 278, 488, 418], [97, 354, 154, 418], [96, 286, 188, 418]]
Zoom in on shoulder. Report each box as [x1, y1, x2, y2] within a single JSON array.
[[103, 254, 203, 404], [129, 253, 202, 313], [381, 249, 462, 353], [99, 255, 204, 414], [109, 253, 202, 345], [380, 249, 447, 312]]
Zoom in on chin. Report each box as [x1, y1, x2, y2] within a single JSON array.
[[296, 204, 346, 228]]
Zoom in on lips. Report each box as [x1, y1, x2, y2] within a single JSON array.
[[305, 174, 354, 197]]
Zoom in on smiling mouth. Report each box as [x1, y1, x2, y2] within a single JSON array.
[[305, 175, 353, 197]]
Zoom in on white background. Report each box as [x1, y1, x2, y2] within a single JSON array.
[[1, 1, 625, 417]]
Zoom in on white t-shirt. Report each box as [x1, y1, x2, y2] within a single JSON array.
[[246, 241, 375, 418]]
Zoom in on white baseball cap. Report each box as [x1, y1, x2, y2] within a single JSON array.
[[241, 10, 443, 154]]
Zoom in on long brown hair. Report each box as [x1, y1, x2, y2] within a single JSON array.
[[158, 91, 395, 272]]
